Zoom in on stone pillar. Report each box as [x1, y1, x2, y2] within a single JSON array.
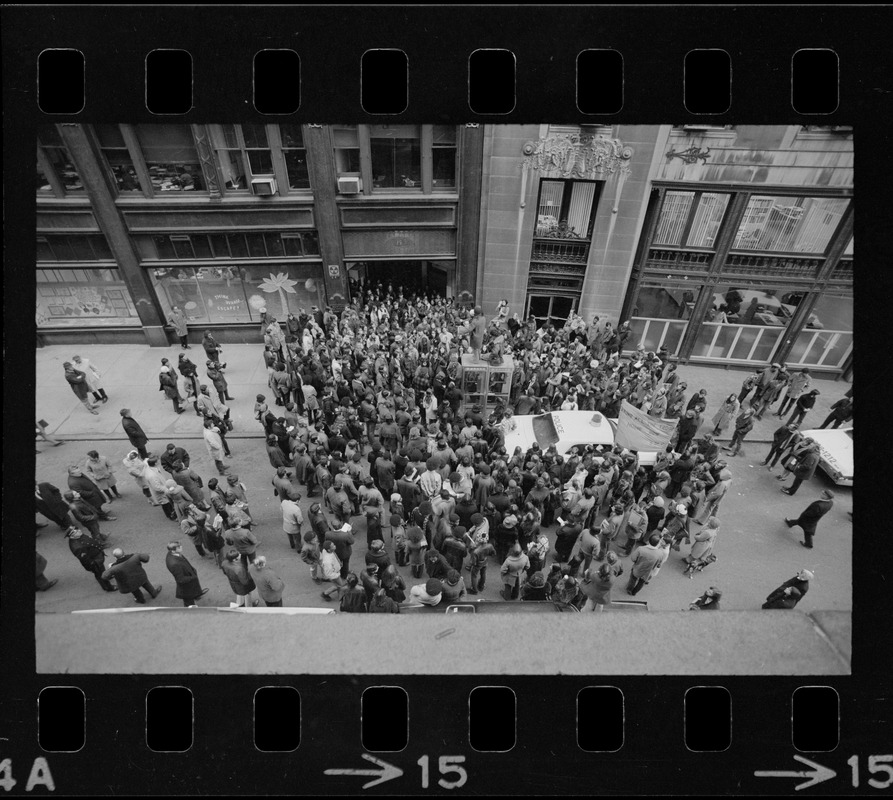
[[457, 124, 484, 305], [57, 124, 169, 346], [305, 125, 349, 310]]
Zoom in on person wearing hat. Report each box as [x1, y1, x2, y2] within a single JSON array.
[[119, 409, 149, 459], [722, 407, 756, 457], [762, 569, 813, 609], [689, 585, 722, 610], [63, 361, 99, 415], [102, 548, 162, 605], [787, 388, 821, 428], [168, 306, 190, 348], [784, 489, 834, 548], [751, 363, 782, 407], [205, 359, 234, 403], [409, 578, 443, 606], [818, 395, 854, 430], [775, 368, 812, 418], [761, 421, 801, 471], [66, 527, 116, 592], [780, 438, 822, 496], [64, 491, 107, 544]]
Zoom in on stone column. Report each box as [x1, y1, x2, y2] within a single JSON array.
[[457, 124, 484, 305], [57, 123, 169, 345]]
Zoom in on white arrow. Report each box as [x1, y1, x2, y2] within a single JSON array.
[[325, 753, 403, 789], [754, 754, 836, 790]]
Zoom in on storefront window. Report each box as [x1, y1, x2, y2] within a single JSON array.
[[732, 195, 849, 254], [135, 125, 205, 194], [37, 268, 140, 327], [653, 191, 730, 248], [95, 124, 141, 192], [787, 292, 853, 369], [38, 125, 84, 193], [691, 283, 792, 362], [149, 264, 324, 325], [370, 125, 421, 188], [628, 285, 692, 353], [144, 231, 320, 260], [280, 124, 310, 189], [432, 125, 457, 188]]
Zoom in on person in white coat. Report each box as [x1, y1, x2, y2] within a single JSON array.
[[72, 355, 108, 403], [203, 420, 228, 475]]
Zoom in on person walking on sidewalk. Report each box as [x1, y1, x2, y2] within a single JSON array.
[[122, 451, 152, 499], [36, 481, 73, 530], [84, 450, 121, 504], [784, 489, 834, 548], [206, 360, 234, 403], [762, 569, 812, 609], [203, 420, 229, 475], [169, 306, 190, 349], [102, 549, 162, 604], [63, 361, 99, 415], [201, 330, 223, 362], [119, 409, 149, 460], [144, 456, 177, 520], [165, 541, 209, 607], [159, 366, 184, 413], [72, 355, 108, 404], [710, 394, 740, 436], [818, 396, 854, 430], [775, 368, 811, 417], [178, 353, 201, 408], [66, 527, 115, 593]]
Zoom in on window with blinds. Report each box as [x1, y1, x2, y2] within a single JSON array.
[[732, 196, 849, 254], [654, 191, 731, 248], [534, 179, 597, 238]]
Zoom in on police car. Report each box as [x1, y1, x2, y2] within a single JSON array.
[[800, 426, 853, 486]]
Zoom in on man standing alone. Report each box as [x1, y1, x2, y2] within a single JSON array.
[[102, 549, 162, 604], [165, 541, 209, 607], [785, 489, 834, 549], [120, 409, 149, 459]]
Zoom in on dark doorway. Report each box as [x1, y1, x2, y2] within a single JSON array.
[[347, 260, 451, 299]]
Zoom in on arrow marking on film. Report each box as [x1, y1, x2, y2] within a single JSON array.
[[754, 754, 836, 790], [325, 754, 403, 789]]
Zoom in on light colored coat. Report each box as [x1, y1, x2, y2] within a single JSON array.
[[203, 427, 225, 461]]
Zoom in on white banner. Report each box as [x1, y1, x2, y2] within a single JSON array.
[[614, 400, 677, 452]]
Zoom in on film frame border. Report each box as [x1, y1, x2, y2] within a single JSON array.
[[3, 4, 889, 796]]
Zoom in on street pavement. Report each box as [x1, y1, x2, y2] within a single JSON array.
[[35, 343, 852, 616]]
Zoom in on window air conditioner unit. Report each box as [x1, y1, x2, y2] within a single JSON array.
[[337, 175, 362, 194], [250, 178, 277, 196]]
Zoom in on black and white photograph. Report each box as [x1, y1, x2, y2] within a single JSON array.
[[31, 121, 853, 674]]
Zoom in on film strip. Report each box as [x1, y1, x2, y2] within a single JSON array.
[[3, 4, 889, 796]]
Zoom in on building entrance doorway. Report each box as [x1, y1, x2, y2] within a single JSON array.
[[347, 260, 453, 299], [526, 294, 578, 328]]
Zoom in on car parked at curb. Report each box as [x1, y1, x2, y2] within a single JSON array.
[[800, 426, 853, 486]]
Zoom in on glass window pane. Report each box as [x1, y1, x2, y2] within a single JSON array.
[[632, 286, 696, 320], [36, 238, 55, 261], [247, 149, 274, 175], [43, 147, 84, 192], [209, 234, 230, 258], [136, 125, 204, 193], [94, 124, 127, 148], [733, 196, 850, 253], [227, 234, 248, 258], [333, 126, 359, 147], [217, 149, 247, 190], [247, 233, 267, 258], [280, 124, 304, 148], [241, 264, 325, 321], [707, 286, 793, 327], [284, 149, 310, 189], [283, 236, 303, 257], [36, 268, 140, 328], [302, 231, 320, 256], [334, 147, 361, 174], [172, 238, 195, 260], [654, 191, 694, 245], [221, 124, 239, 149], [192, 235, 213, 259], [265, 233, 285, 257], [91, 235, 113, 260], [242, 123, 269, 149], [685, 193, 730, 248], [370, 126, 421, 188], [432, 146, 456, 188], [432, 125, 457, 144], [51, 237, 76, 261], [153, 235, 176, 259]]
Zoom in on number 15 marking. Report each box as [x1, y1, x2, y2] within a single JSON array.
[[417, 755, 468, 789]]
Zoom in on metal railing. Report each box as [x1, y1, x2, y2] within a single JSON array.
[[531, 238, 590, 264], [645, 247, 712, 271]]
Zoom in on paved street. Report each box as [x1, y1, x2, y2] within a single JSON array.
[[35, 344, 852, 615]]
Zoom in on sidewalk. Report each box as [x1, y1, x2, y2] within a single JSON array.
[[36, 344, 851, 442]]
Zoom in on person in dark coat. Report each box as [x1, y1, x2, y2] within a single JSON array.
[[762, 569, 812, 609], [722, 408, 755, 457], [785, 489, 834, 548], [781, 441, 821, 496], [675, 410, 699, 453], [119, 409, 149, 459], [325, 523, 355, 579], [102, 549, 162, 604], [160, 443, 191, 474], [761, 422, 800, 470], [66, 467, 116, 520], [689, 586, 722, 610], [36, 481, 73, 529], [787, 389, 820, 427], [63, 361, 98, 415], [220, 550, 259, 607], [165, 541, 208, 606], [206, 360, 234, 403], [66, 527, 115, 592], [64, 491, 107, 544], [818, 396, 853, 430], [158, 366, 183, 413]]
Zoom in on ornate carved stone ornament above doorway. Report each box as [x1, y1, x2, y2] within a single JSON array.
[[521, 133, 633, 179]]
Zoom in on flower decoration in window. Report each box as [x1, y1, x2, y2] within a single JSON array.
[[258, 271, 299, 314]]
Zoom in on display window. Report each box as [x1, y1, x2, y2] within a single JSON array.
[[36, 268, 140, 327]]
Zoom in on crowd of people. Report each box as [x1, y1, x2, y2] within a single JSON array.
[[40, 286, 851, 612]]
